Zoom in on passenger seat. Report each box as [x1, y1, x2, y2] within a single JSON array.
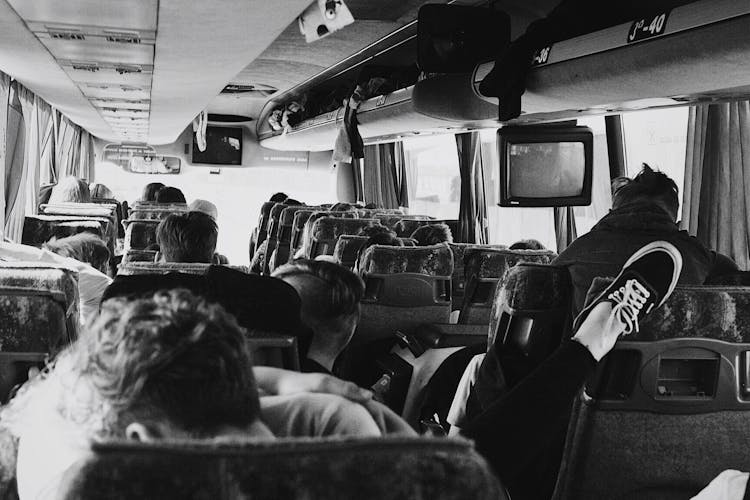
[[304, 217, 376, 258]]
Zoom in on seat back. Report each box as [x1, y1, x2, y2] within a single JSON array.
[[118, 262, 249, 276], [553, 283, 750, 499], [123, 219, 160, 251], [121, 250, 157, 264], [356, 243, 454, 343], [255, 201, 277, 249], [92, 197, 126, 237], [59, 437, 504, 500], [0, 263, 78, 402], [40, 203, 118, 249], [332, 235, 368, 269], [448, 243, 506, 311], [268, 205, 311, 270], [22, 216, 104, 248], [554, 338, 750, 500], [393, 218, 457, 238], [459, 248, 557, 325], [127, 206, 188, 220], [305, 217, 376, 258]]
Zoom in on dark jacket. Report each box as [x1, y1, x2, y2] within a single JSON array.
[[553, 203, 738, 317]]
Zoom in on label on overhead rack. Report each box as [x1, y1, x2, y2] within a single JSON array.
[[531, 46, 552, 66], [627, 11, 670, 43]]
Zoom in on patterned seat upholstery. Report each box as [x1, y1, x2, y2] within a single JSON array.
[[393, 218, 459, 239], [121, 250, 157, 264], [705, 271, 750, 286], [354, 244, 454, 345], [58, 437, 504, 500], [0, 263, 78, 402], [289, 209, 319, 259], [459, 248, 557, 325], [92, 197, 126, 238], [40, 203, 118, 249], [123, 220, 160, 251], [128, 207, 188, 220], [118, 262, 249, 276], [448, 243, 506, 311], [22, 216, 105, 247], [332, 235, 368, 269], [267, 205, 310, 271], [554, 282, 750, 500], [305, 217, 375, 258], [132, 201, 187, 210]]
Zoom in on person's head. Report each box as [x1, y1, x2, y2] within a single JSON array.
[[363, 232, 403, 249], [357, 224, 395, 239], [89, 183, 114, 200], [156, 212, 218, 263], [272, 260, 364, 363], [155, 186, 186, 204], [612, 164, 679, 221], [269, 192, 288, 203], [189, 199, 218, 220], [43, 233, 111, 273], [410, 223, 453, 246], [142, 182, 165, 202], [610, 176, 631, 197], [330, 202, 356, 212], [49, 177, 91, 204], [82, 289, 261, 440], [508, 239, 546, 251]]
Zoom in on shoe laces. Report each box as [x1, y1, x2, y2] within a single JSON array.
[[607, 279, 651, 335]]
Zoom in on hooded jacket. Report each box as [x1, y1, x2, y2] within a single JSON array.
[[553, 202, 738, 317]]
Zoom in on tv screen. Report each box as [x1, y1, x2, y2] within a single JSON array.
[[192, 126, 242, 165], [498, 125, 593, 207]]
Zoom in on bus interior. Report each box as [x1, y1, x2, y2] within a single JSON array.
[[0, 0, 749, 498]]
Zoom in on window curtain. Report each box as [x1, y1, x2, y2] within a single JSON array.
[[54, 112, 93, 181], [455, 132, 488, 244], [681, 101, 750, 269], [18, 87, 52, 216], [554, 206, 578, 253], [0, 73, 9, 238], [362, 143, 408, 209], [4, 84, 26, 242]]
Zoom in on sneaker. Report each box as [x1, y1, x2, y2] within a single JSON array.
[[573, 241, 683, 335]]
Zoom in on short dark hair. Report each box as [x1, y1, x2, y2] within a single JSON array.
[[273, 259, 364, 329], [330, 202, 356, 212], [410, 223, 453, 246], [157, 212, 218, 263], [357, 224, 395, 239], [43, 233, 111, 273], [508, 239, 546, 251], [83, 289, 260, 436], [142, 183, 165, 202], [613, 164, 679, 219], [269, 192, 288, 203], [155, 186, 186, 204], [363, 232, 403, 249]]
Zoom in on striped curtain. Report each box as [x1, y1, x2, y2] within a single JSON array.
[[362, 143, 408, 209], [0, 73, 9, 238], [455, 132, 489, 244], [4, 83, 26, 241], [681, 101, 750, 269]]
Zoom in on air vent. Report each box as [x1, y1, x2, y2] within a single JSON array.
[[115, 65, 143, 75], [49, 29, 85, 41], [121, 86, 143, 92], [104, 31, 141, 44], [72, 62, 99, 72]]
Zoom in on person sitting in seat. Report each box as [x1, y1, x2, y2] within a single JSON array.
[[48, 176, 91, 204], [250, 198, 304, 273], [357, 224, 396, 239], [156, 212, 217, 264], [272, 260, 365, 375], [2, 289, 412, 499], [269, 192, 288, 203], [330, 202, 357, 212], [0, 240, 111, 326], [155, 186, 187, 204], [141, 182, 165, 202], [508, 239, 546, 250], [189, 199, 218, 220], [411, 223, 453, 246], [88, 183, 114, 200], [553, 164, 737, 317], [43, 233, 111, 275]]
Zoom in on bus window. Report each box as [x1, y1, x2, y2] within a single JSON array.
[[573, 116, 612, 236], [402, 135, 460, 220], [621, 107, 689, 217]]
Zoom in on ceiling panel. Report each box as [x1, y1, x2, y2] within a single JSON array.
[[61, 66, 152, 87], [8, 0, 158, 32], [36, 38, 154, 65]]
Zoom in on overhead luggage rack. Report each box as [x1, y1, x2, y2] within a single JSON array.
[[260, 0, 750, 150]]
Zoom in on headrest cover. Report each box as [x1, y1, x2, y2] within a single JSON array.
[[360, 243, 454, 277], [311, 218, 376, 241], [465, 248, 557, 280]]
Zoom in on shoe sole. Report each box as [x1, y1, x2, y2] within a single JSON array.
[[574, 240, 683, 329]]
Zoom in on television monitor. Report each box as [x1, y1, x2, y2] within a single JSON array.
[[192, 126, 243, 165], [498, 125, 593, 207]]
